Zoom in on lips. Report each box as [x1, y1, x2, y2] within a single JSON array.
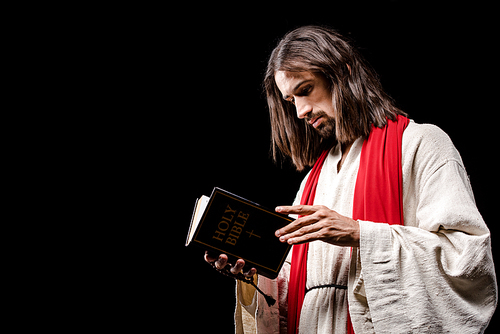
[[309, 116, 322, 128]]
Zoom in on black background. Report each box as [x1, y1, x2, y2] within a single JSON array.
[[71, 2, 498, 332]]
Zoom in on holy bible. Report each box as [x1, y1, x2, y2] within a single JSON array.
[[186, 187, 293, 279]]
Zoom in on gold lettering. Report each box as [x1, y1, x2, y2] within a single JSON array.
[[225, 237, 237, 245], [234, 211, 249, 228], [233, 220, 245, 227], [231, 225, 242, 235], [216, 209, 250, 246], [222, 205, 237, 221], [212, 230, 225, 242], [218, 220, 229, 231], [212, 220, 229, 242], [246, 230, 261, 238], [237, 211, 250, 220], [229, 226, 242, 239]]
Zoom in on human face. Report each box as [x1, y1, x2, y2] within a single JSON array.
[[274, 70, 335, 138]]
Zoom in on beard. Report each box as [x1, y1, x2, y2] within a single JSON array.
[[306, 111, 336, 140]]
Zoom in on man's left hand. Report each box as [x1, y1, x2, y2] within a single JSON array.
[[275, 205, 360, 247]]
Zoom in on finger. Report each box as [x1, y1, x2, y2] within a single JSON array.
[[275, 205, 320, 215], [215, 254, 228, 269], [286, 230, 323, 245], [280, 221, 323, 243], [275, 214, 319, 239], [204, 251, 219, 263], [231, 259, 245, 275], [243, 267, 257, 277]]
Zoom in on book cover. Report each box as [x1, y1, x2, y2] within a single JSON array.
[[186, 187, 293, 279]]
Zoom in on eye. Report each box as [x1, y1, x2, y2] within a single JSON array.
[[297, 85, 312, 96], [283, 84, 313, 106]]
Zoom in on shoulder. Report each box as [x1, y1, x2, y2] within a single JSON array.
[[403, 121, 455, 152], [403, 120, 463, 163], [402, 120, 465, 185]]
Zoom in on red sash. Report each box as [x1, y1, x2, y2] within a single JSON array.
[[287, 115, 409, 334]]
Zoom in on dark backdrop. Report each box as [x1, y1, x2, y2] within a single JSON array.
[[88, 2, 497, 332]]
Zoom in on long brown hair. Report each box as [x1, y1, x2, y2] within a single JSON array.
[[264, 25, 407, 171]]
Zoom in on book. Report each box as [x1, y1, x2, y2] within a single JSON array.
[[186, 187, 293, 279]]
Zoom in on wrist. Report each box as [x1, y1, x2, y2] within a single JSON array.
[[351, 219, 360, 247]]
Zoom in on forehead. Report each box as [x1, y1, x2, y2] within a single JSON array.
[[274, 71, 315, 96]]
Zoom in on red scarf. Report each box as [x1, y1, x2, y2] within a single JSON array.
[[287, 115, 409, 334]]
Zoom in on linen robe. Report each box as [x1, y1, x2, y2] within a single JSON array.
[[235, 121, 497, 333]]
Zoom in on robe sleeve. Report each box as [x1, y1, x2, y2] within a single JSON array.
[[235, 176, 308, 334], [348, 126, 497, 333]]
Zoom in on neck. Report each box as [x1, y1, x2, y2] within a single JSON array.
[[338, 141, 354, 172], [341, 141, 353, 153]]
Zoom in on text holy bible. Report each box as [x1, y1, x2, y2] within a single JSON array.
[[186, 187, 293, 279]]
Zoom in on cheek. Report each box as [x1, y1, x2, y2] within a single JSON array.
[[318, 100, 335, 118], [322, 95, 335, 116], [313, 89, 334, 113]]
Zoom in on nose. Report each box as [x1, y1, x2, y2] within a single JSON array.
[[295, 97, 313, 119]]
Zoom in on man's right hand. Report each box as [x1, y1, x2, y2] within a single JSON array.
[[204, 251, 257, 277]]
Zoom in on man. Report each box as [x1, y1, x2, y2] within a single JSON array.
[[205, 26, 497, 333]]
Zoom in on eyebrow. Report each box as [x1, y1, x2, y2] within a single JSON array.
[[283, 79, 313, 101]]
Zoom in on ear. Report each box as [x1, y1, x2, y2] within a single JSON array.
[[346, 63, 352, 75]]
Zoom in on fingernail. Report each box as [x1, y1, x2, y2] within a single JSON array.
[[275, 230, 281, 237], [279, 236, 286, 242], [276, 206, 282, 212]]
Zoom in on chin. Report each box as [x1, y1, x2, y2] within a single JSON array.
[[316, 122, 336, 140]]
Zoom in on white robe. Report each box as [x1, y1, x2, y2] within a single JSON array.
[[235, 121, 497, 333]]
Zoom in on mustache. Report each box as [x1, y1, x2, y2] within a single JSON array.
[[305, 111, 329, 123]]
